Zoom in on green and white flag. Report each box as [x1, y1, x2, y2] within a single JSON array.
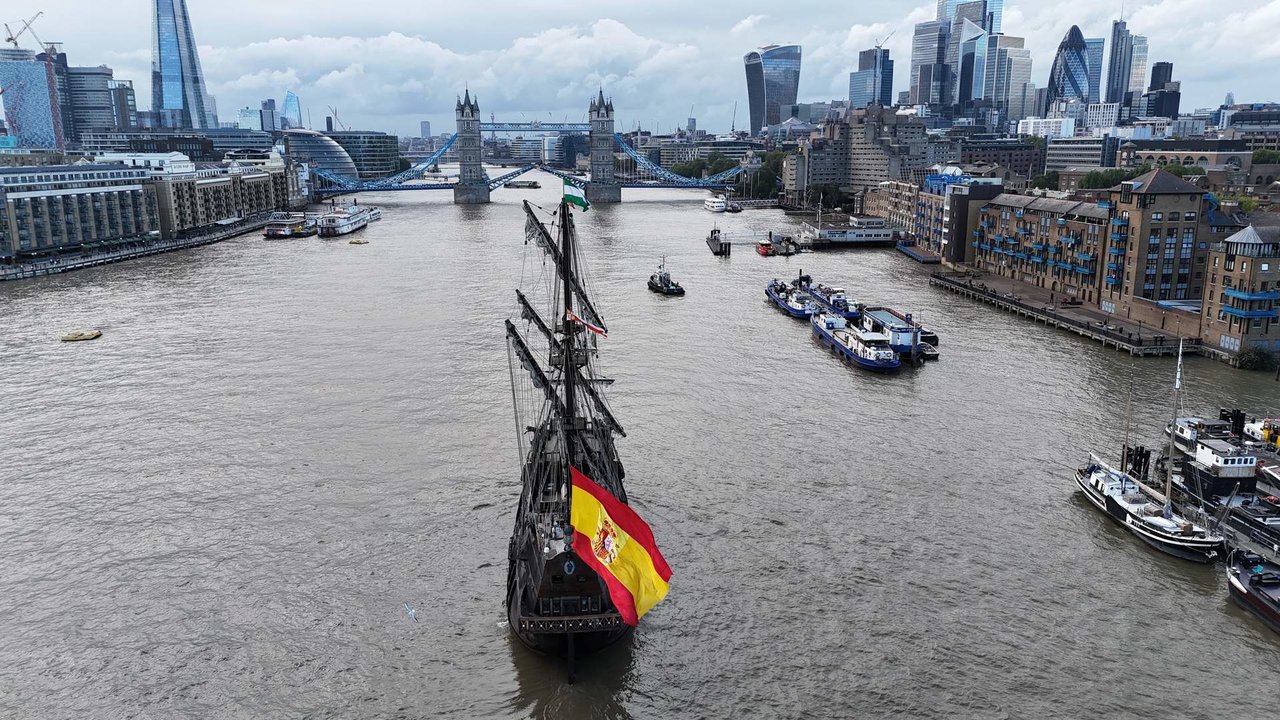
[[563, 180, 590, 211]]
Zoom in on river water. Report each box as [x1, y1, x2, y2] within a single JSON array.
[[2, 171, 1278, 719]]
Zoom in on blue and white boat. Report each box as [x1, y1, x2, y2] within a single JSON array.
[[811, 313, 901, 373], [766, 278, 816, 319], [859, 306, 939, 356], [805, 282, 861, 320]]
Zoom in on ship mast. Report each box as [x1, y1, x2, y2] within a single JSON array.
[[560, 201, 577, 423], [1163, 339, 1184, 509]]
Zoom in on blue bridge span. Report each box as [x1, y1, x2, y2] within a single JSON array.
[[313, 92, 743, 203]]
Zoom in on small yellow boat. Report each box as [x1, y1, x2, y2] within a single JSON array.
[[349, 237, 369, 245], [61, 329, 102, 342]]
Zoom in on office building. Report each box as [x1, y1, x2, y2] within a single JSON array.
[[283, 129, 358, 180], [325, 131, 399, 180], [1084, 103, 1121, 130], [0, 163, 159, 260], [151, 0, 217, 129], [259, 99, 279, 133], [419, 121, 431, 139], [280, 92, 302, 130], [0, 50, 65, 150], [1141, 62, 1181, 121], [1016, 116, 1075, 139], [1202, 220, 1280, 354], [909, 20, 949, 106], [1084, 38, 1104, 105], [984, 34, 1034, 123], [1045, 135, 1120, 172], [108, 80, 138, 130], [1116, 139, 1251, 171], [33, 46, 75, 146], [1149, 62, 1173, 91], [944, 3, 987, 106], [960, 138, 1042, 177], [1046, 26, 1091, 105], [1105, 20, 1147, 107], [67, 65, 116, 137], [236, 107, 261, 131], [744, 45, 802, 134], [849, 48, 893, 108]]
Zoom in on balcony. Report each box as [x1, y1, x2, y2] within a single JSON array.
[[1097, 200, 1113, 209], [1110, 232, 1127, 241], [1224, 288, 1280, 301], [1030, 242, 1045, 250], [1110, 217, 1129, 226], [1107, 262, 1122, 271], [1016, 227, 1029, 235], [1030, 256, 1045, 264], [1077, 252, 1095, 261], [1074, 266, 1092, 275], [979, 220, 992, 228], [1015, 209, 1025, 218], [1105, 276, 1121, 286], [1222, 306, 1280, 319], [1056, 218, 1067, 226], [1108, 246, 1125, 255]]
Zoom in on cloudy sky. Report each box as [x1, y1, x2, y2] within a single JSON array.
[[16, 0, 1279, 137]]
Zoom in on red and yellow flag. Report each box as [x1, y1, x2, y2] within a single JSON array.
[[570, 466, 672, 626]]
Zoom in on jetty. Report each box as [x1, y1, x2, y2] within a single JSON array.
[[1, 214, 273, 282], [928, 272, 1196, 357]]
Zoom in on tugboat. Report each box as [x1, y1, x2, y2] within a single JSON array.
[[1073, 343, 1225, 563], [811, 313, 901, 373], [647, 257, 685, 296], [505, 199, 670, 678], [765, 277, 815, 318], [726, 201, 743, 213], [1226, 544, 1280, 635]]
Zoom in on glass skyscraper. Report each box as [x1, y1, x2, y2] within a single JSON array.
[[848, 48, 893, 109], [1047, 26, 1090, 105], [1084, 37, 1105, 105], [0, 49, 64, 150], [151, 0, 216, 129], [744, 45, 801, 134], [281, 91, 302, 129]]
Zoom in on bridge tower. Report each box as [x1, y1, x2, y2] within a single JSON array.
[[453, 90, 490, 205], [585, 90, 622, 204]]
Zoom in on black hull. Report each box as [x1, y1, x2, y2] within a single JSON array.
[[1229, 581, 1280, 636], [506, 564, 631, 656], [1076, 469, 1222, 563]]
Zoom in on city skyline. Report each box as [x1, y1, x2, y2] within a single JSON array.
[[6, 0, 1278, 136]]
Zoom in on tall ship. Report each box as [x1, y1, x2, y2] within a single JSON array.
[[505, 199, 670, 677], [317, 203, 380, 237], [263, 212, 317, 239], [1072, 344, 1225, 563]]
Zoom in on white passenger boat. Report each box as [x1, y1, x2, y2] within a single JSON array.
[[704, 196, 727, 213], [318, 205, 376, 237]]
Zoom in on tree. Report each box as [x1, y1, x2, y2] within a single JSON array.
[[1235, 346, 1279, 372], [1077, 165, 1153, 190], [1164, 165, 1206, 177], [1253, 149, 1280, 164], [1031, 171, 1059, 190]]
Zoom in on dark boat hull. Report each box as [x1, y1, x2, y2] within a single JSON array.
[[1075, 469, 1222, 563], [766, 285, 811, 318], [1227, 550, 1280, 636], [648, 279, 685, 295]]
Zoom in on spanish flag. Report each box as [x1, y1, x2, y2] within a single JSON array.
[[570, 466, 672, 626]]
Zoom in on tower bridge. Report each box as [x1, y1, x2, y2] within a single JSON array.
[[313, 89, 743, 203]]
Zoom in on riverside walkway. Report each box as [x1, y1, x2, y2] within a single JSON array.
[[928, 271, 1198, 357], [1, 215, 272, 282]]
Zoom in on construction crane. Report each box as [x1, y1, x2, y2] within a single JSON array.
[[4, 12, 43, 49], [874, 30, 896, 50], [326, 105, 349, 131]]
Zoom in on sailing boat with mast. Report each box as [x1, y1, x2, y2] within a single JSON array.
[[505, 197, 672, 677], [1073, 340, 1225, 562]]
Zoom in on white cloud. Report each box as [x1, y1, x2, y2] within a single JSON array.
[[10, 1, 1278, 136], [731, 15, 768, 34]]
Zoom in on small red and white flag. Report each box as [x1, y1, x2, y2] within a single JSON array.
[[565, 308, 607, 338]]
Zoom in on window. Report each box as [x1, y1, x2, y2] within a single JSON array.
[[1263, 263, 1271, 271], [1151, 212, 1163, 221], [1184, 212, 1197, 221]]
